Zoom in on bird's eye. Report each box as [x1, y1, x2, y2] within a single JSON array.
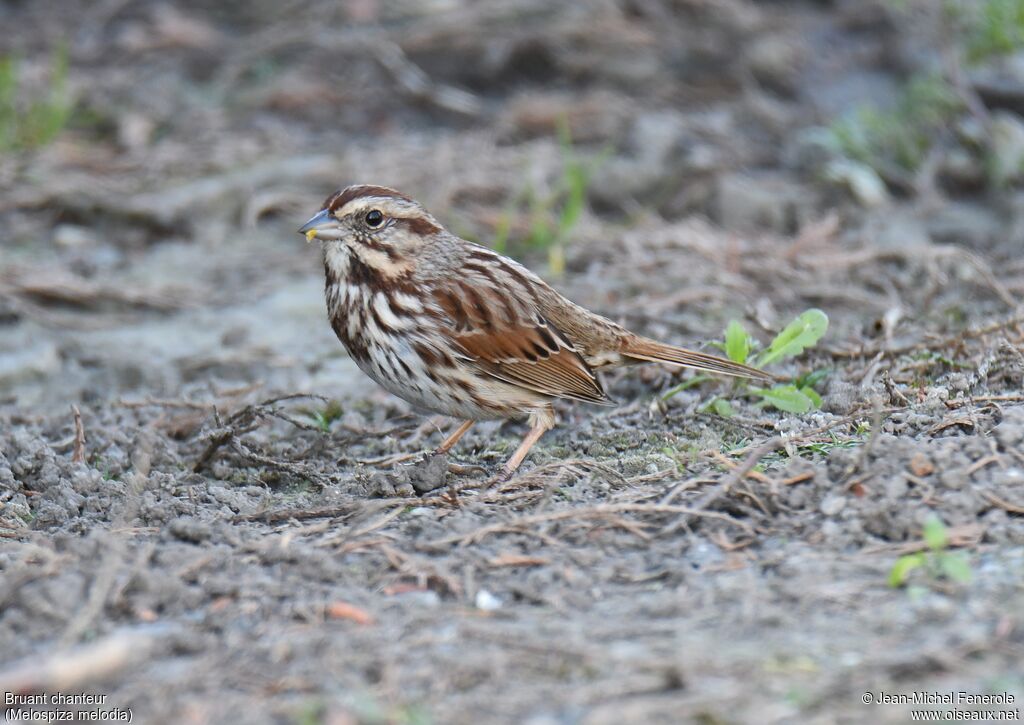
[[365, 209, 384, 228]]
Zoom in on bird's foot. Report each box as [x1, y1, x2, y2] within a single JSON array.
[[481, 466, 515, 489]]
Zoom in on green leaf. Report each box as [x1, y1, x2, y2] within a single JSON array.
[[712, 398, 736, 418], [755, 309, 829, 367], [938, 552, 972, 583], [800, 386, 823, 408], [752, 385, 815, 414], [889, 553, 925, 587], [923, 515, 948, 551], [795, 368, 830, 390], [491, 209, 512, 254], [725, 320, 750, 364], [660, 375, 710, 401]]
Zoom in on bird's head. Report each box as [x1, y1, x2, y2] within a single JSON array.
[[299, 185, 443, 279]]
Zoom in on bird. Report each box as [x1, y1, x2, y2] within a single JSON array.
[[300, 184, 774, 480]]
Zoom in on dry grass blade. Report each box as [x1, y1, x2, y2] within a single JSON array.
[[318, 506, 408, 549], [689, 437, 784, 514], [419, 502, 754, 550], [70, 404, 86, 464], [980, 490, 1024, 515], [372, 41, 483, 116], [192, 393, 328, 472]]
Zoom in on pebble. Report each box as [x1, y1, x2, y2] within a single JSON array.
[[989, 111, 1024, 186], [475, 589, 503, 611], [824, 159, 889, 207], [819, 494, 846, 517]]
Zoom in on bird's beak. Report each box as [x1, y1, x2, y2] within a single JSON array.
[[298, 209, 336, 243]]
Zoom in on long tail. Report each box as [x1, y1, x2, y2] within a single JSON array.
[[622, 336, 779, 382]]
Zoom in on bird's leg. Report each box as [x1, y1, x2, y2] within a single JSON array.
[[497, 411, 554, 482], [433, 420, 474, 456]]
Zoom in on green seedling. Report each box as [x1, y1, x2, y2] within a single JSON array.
[[496, 117, 610, 274], [663, 309, 829, 413], [711, 309, 830, 414], [300, 400, 344, 433], [889, 515, 972, 588], [0, 46, 72, 152], [829, 73, 962, 174], [965, 0, 1024, 61]]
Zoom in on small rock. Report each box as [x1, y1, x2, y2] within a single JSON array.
[[0, 343, 61, 387], [971, 52, 1024, 117], [822, 382, 859, 416], [168, 516, 212, 544], [475, 589, 502, 611], [783, 126, 842, 173], [938, 468, 967, 489], [909, 453, 934, 478], [819, 494, 847, 517], [0, 493, 32, 529], [861, 207, 931, 249], [392, 589, 441, 608], [994, 468, 1024, 486], [926, 201, 1002, 248], [746, 35, 801, 94], [885, 477, 909, 499], [989, 111, 1024, 186], [938, 147, 985, 191], [993, 407, 1024, 449], [824, 159, 890, 207], [404, 453, 450, 495], [711, 171, 815, 233], [52, 224, 99, 249], [628, 110, 688, 166], [118, 112, 156, 151], [819, 519, 841, 541]]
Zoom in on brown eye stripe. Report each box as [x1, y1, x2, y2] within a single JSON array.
[[359, 236, 401, 261], [394, 216, 442, 236]]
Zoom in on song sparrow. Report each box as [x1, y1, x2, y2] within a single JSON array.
[[301, 185, 774, 479]]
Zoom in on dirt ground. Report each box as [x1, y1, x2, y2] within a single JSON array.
[[3, 1, 1024, 723]]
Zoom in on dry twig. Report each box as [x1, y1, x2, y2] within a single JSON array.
[[70, 404, 86, 464], [193, 393, 327, 473]]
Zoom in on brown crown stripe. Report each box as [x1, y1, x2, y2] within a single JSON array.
[[394, 216, 442, 236], [324, 185, 413, 212]]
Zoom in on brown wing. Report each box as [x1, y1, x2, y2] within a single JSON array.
[[430, 273, 610, 405]]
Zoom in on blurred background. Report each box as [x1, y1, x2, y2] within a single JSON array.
[[2, 1, 1024, 723], [4, 0, 1024, 410]]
